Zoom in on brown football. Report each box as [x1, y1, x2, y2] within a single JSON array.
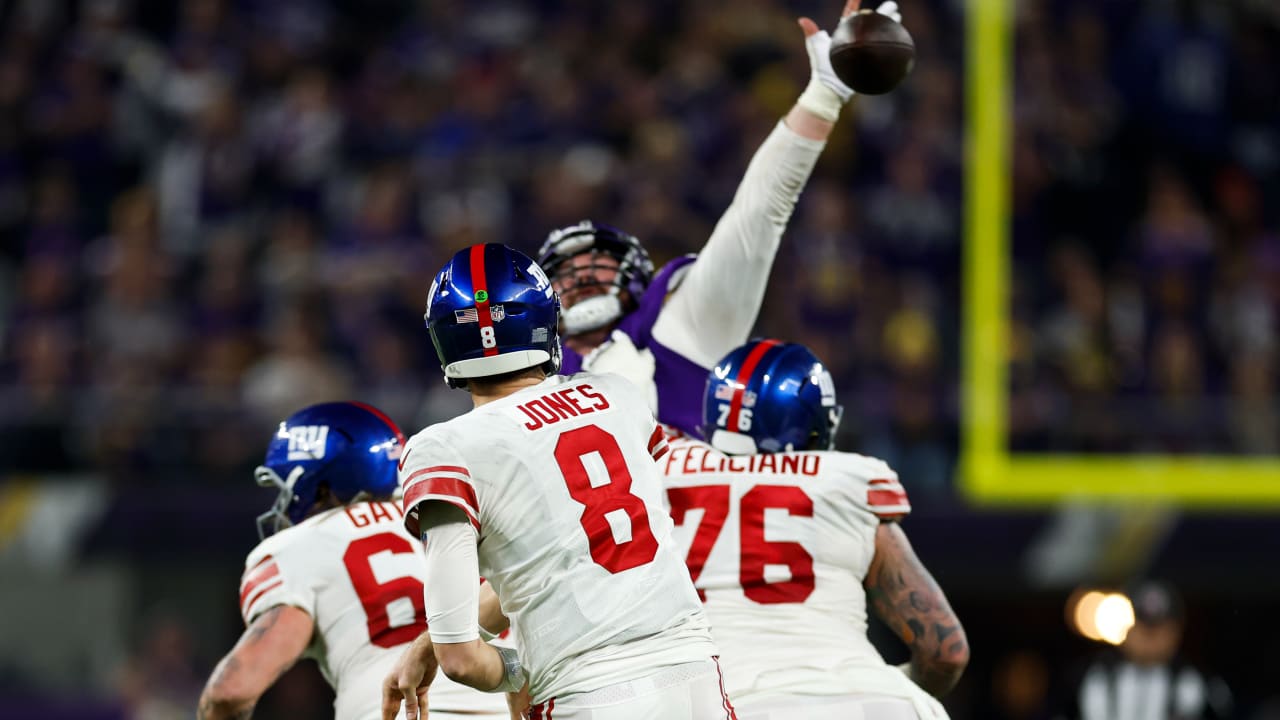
[[829, 10, 916, 95]]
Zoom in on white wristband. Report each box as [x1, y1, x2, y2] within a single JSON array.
[[797, 77, 845, 122]]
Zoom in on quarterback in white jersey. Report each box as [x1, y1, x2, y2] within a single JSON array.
[[383, 244, 734, 720], [536, 0, 905, 438], [199, 402, 512, 720], [663, 340, 969, 720]]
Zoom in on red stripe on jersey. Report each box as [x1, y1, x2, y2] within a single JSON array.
[[241, 578, 284, 617], [713, 657, 738, 719], [239, 559, 280, 608], [868, 484, 911, 518], [403, 476, 481, 533], [648, 425, 669, 460], [547, 698, 555, 719], [470, 244, 499, 358], [726, 340, 781, 435], [347, 401, 406, 445], [243, 553, 274, 575], [647, 425, 665, 452]]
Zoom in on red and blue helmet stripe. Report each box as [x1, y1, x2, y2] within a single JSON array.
[[702, 339, 844, 455], [425, 243, 561, 388]]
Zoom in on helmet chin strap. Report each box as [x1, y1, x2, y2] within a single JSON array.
[[562, 293, 624, 335]]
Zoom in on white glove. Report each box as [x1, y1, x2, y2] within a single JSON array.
[[797, 1, 903, 121]]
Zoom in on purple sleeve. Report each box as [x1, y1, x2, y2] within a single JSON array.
[[617, 255, 696, 349]]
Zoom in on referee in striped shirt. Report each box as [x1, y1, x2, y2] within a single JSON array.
[[1074, 581, 1233, 720]]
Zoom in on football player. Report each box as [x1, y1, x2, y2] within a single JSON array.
[[660, 340, 969, 719], [536, 0, 903, 436], [198, 401, 514, 720], [382, 244, 735, 720]]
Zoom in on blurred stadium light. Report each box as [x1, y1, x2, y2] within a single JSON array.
[[1067, 589, 1136, 646]]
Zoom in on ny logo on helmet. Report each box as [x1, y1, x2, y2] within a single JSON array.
[[287, 426, 329, 461], [526, 262, 553, 298]]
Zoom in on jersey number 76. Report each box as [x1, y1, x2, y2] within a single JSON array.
[[667, 485, 815, 604]]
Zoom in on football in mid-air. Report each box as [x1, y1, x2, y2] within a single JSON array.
[[829, 10, 916, 95]]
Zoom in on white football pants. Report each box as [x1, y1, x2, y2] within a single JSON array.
[[733, 694, 930, 720], [526, 658, 737, 720]]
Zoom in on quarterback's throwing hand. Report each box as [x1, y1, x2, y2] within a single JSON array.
[[382, 634, 437, 720]]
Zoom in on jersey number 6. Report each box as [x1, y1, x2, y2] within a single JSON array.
[[342, 533, 428, 648], [556, 425, 660, 574]]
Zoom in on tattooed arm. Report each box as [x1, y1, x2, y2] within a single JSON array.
[[198, 605, 314, 719], [864, 521, 969, 697]]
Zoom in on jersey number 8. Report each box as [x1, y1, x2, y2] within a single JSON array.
[[555, 425, 660, 574]]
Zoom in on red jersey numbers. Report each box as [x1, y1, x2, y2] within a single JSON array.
[[669, 484, 816, 605], [739, 485, 814, 604], [667, 485, 730, 601], [555, 424, 659, 574], [342, 533, 427, 648]]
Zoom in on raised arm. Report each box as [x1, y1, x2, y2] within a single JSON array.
[[864, 521, 969, 697], [653, 0, 900, 367], [198, 605, 314, 720]]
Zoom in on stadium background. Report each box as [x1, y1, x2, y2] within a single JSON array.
[[0, 0, 1277, 717]]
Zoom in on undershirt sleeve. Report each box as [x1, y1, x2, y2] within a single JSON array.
[[420, 503, 482, 644]]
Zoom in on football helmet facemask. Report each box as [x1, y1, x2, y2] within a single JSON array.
[[537, 220, 654, 335], [255, 401, 405, 539]]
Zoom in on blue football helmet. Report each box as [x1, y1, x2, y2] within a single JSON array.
[[255, 401, 406, 538], [702, 339, 844, 455], [536, 220, 654, 335], [426, 243, 561, 389]]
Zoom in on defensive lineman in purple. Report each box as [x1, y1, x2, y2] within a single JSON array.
[[535, 0, 906, 437]]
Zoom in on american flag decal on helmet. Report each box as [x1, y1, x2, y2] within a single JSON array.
[[455, 305, 506, 324]]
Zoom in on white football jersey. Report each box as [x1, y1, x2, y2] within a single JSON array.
[[400, 373, 718, 704], [239, 501, 508, 720], [660, 435, 930, 707]]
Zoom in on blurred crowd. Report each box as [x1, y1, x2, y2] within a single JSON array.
[[1007, 0, 1280, 454], [1, 0, 1277, 500], [2, 2, 1278, 717]]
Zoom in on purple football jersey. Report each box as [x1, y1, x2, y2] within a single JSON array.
[[559, 256, 709, 436]]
